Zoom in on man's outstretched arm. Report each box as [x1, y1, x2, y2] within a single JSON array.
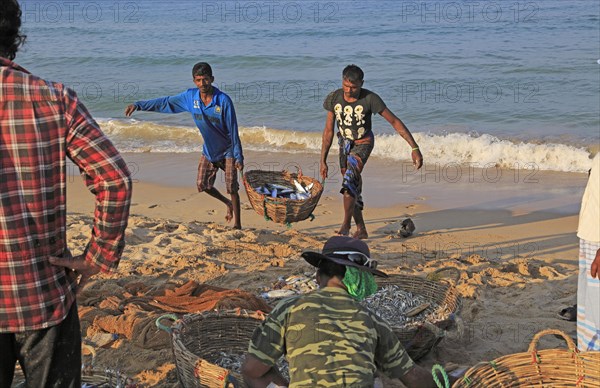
[[124, 90, 191, 116], [379, 108, 423, 169]]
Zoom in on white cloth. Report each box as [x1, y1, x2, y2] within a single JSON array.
[[577, 153, 600, 242], [577, 239, 600, 351]]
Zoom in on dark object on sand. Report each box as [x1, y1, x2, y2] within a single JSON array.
[[400, 218, 416, 237], [558, 304, 577, 321]]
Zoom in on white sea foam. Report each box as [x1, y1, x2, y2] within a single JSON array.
[[375, 132, 593, 173], [97, 119, 595, 173]]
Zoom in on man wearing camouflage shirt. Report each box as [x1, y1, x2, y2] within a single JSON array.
[[241, 236, 437, 387]]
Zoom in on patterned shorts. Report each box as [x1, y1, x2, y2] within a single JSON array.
[[196, 155, 239, 194]]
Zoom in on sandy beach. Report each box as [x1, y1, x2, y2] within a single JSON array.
[[60, 151, 588, 387], [9, 0, 598, 385]]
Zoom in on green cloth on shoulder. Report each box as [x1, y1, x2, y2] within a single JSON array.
[[343, 267, 378, 301]]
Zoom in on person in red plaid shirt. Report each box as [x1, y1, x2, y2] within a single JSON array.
[[0, 1, 133, 386]]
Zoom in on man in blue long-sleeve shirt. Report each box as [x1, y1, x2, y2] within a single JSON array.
[[125, 62, 244, 229]]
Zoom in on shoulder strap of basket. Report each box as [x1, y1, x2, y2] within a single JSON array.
[[304, 178, 325, 224], [307, 178, 326, 223], [284, 197, 290, 227], [262, 196, 293, 228], [431, 364, 450, 388], [262, 198, 272, 222]]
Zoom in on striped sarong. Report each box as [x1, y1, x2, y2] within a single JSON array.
[[337, 133, 374, 211], [577, 239, 600, 351]]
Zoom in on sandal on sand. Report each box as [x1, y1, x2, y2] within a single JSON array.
[[558, 304, 577, 321]]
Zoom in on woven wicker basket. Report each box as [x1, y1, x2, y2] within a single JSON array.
[[452, 329, 600, 387], [157, 309, 266, 388], [376, 269, 462, 361], [243, 170, 323, 224]]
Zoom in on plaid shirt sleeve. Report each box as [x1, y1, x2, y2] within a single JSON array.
[[64, 88, 132, 273]]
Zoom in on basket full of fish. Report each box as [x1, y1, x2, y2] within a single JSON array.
[[156, 310, 276, 388], [364, 268, 462, 361], [243, 169, 324, 224]]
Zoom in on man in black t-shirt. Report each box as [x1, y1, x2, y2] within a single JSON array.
[[320, 65, 423, 239]]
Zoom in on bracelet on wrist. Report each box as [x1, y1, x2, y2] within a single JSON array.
[[412, 147, 420, 151]]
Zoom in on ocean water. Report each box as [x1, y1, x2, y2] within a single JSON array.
[[16, 0, 600, 172]]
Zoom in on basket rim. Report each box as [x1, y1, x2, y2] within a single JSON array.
[[171, 308, 267, 335], [243, 170, 323, 190]]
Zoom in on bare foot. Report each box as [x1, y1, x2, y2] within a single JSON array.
[[352, 229, 369, 240], [335, 227, 350, 236], [225, 200, 233, 223]]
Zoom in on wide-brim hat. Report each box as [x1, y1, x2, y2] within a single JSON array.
[[301, 236, 388, 277]]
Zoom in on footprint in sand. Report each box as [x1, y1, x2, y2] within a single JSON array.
[[133, 220, 159, 229], [148, 204, 158, 209], [415, 196, 427, 201], [241, 203, 253, 210], [164, 223, 179, 233], [152, 236, 172, 247], [422, 251, 437, 259], [406, 204, 417, 209], [321, 210, 333, 215]]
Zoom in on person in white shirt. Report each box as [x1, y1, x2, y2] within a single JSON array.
[[577, 153, 600, 351]]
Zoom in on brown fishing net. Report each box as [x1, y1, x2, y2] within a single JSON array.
[[79, 280, 271, 350]]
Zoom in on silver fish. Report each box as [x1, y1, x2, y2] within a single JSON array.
[[293, 180, 308, 194], [214, 352, 290, 380], [361, 285, 452, 328], [269, 184, 294, 191]]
